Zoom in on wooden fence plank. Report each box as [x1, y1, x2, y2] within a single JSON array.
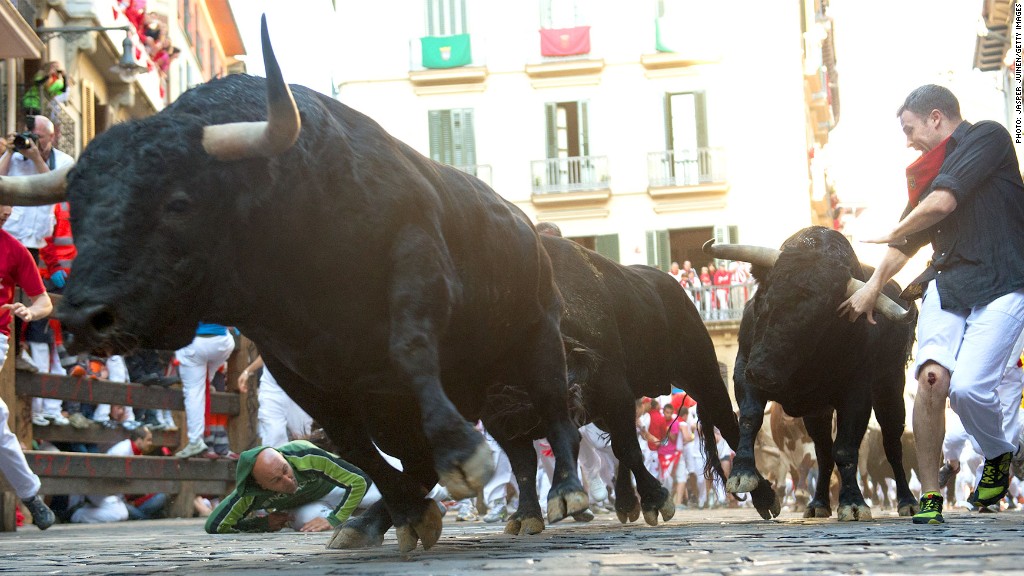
[[33, 425, 183, 449], [24, 451, 236, 481], [16, 372, 239, 415], [39, 478, 230, 496]]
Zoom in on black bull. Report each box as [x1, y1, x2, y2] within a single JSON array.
[[705, 226, 919, 520], [0, 18, 590, 553], [483, 235, 742, 529]]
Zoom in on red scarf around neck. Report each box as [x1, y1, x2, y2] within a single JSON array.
[[905, 135, 951, 206]]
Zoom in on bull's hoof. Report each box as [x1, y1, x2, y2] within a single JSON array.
[[616, 500, 641, 524], [803, 504, 832, 518], [438, 441, 495, 500], [547, 488, 589, 523], [394, 501, 444, 553], [897, 501, 919, 517], [572, 508, 594, 522], [659, 497, 676, 523], [726, 472, 760, 494], [327, 525, 385, 549], [504, 513, 545, 536], [750, 479, 781, 520], [837, 503, 872, 522], [642, 509, 659, 526]]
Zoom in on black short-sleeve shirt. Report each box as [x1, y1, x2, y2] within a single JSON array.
[[898, 120, 1024, 310]]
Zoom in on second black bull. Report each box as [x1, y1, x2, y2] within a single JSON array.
[[705, 226, 918, 520]]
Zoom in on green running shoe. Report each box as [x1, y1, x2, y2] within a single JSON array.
[[912, 492, 944, 525], [969, 452, 1012, 507]]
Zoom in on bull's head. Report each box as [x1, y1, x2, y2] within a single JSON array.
[[704, 227, 911, 393], [0, 15, 301, 353]]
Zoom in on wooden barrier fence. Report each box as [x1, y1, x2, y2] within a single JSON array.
[[0, 343, 259, 531]]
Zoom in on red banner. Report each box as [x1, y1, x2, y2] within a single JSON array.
[[540, 26, 591, 57]]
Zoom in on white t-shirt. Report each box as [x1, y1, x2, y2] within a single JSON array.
[[3, 148, 74, 248]]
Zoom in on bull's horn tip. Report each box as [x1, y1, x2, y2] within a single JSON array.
[[702, 239, 716, 253]]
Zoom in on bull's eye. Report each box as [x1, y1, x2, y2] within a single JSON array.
[[164, 194, 192, 214]]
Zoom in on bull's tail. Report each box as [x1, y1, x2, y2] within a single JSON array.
[[695, 401, 726, 484]]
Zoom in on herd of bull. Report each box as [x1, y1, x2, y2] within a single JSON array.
[[0, 18, 920, 554]]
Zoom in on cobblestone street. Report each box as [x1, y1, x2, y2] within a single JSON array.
[[3, 507, 1022, 575]]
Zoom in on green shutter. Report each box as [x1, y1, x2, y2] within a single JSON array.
[[695, 91, 709, 149], [663, 93, 674, 151], [646, 229, 670, 270], [594, 234, 620, 262], [578, 100, 590, 157], [455, 109, 476, 167], [545, 102, 559, 159], [428, 110, 443, 163]]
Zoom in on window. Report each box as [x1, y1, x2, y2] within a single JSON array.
[[183, 0, 193, 44], [664, 91, 716, 183], [425, 0, 468, 35], [428, 109, 476, 168], [540, 0, 586, 28], [545, 101, 589, 160]]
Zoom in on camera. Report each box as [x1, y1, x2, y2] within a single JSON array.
[[13, 131, 38, 151]]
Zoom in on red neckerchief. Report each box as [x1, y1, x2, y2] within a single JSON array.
[[131, 441, 142, 456], [905, 135, 951, 206]]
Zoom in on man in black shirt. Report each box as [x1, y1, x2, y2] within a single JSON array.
[[839, 84, 1024, 525]]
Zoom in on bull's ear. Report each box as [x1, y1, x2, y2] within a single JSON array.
[[0, 165, 70, 205], [201, 14, 300, 161]]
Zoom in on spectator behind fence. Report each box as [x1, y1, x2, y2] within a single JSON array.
[[69, 425, 156, 523]]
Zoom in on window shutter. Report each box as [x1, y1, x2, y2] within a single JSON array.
[[712, 224, 736, 267], [428, 110, 443, 163], [578, 100, 590, 157], [663, 93, 674, 151], [695, 91, 709, 148], [82, 81, 95, 149], [594, 234, 620, 262], [459, 109, 476, 167], [646, 229, 670, 270], [544, 102, 559, 159]]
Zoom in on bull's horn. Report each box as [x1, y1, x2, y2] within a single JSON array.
[[202, 14, 300, 161], [845, 278, 911, 322], [0, 165, 70, 206], [702, 239, 781, 268]]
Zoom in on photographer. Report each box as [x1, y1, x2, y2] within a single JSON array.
[[1, 115, 75, 427]]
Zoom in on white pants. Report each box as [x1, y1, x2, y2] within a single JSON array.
[[482, 431, 513, 505], [92, 355, 135, 422], [580, 423, 617, 494], [258, 368, 312, 448], [288, 485, 346, 530], [175, 334, 235, 444], [914, 284, 1024, 458], [70, 494, 129, 523], [0, 335, 43, 500], [29, 341, 64, 417]]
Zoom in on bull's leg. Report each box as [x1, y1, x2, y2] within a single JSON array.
[[388, 231, 493, 499], [612, 460, 641, 523], [492, 434, 545, 536], [873, 375, 918, 516], [728, 360, 779, 519], [508, 315, 587, 523], [832, 403, 873, 521], [802, 410, 836, 518]]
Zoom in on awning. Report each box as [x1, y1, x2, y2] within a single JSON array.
[[0, 1, 43, 59]]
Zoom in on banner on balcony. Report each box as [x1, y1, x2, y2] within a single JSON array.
[[655, 17, 683, 53], [540, 26, 591, 57], [421, 34, 472, 69]]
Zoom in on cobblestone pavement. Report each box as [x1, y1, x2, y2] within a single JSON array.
[[2, 507, 1023, 575]]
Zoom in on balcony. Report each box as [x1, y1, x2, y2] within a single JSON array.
[[683, 282, 756, 324], [530, 155, 610, 206]]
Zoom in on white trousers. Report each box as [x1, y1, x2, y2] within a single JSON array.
[[288, 485, 346, 530], [29, 341, 64, 417], [70, 494, 129, 523], [482, 431, 513, 504], [258, 368, 312, 448], [175, 334, 235, 444], [92, 355, 134, 422], [0, 335, 42, 499], [914, 284, 1024, 458]]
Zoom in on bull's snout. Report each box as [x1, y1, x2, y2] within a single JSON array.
[[57, 303, 117, 353]]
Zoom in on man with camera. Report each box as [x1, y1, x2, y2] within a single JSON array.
[[1, 115, 75, 427]]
